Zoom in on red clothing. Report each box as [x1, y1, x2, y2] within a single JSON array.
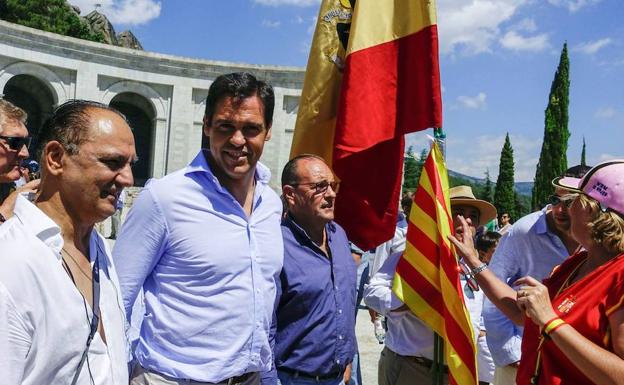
[[517, 251, 624, 385]]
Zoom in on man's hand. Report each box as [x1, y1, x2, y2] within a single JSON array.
[[0, 179, 40, 220], [343, 363, 352, 384]]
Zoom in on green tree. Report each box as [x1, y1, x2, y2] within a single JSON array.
[[1, 0, 104, 42], [494, 133, 517, 220], [532, 43, 570, 209], [403, 146, 419, 192], [581, 136, 587, 166], [479, 169, 494, 203]]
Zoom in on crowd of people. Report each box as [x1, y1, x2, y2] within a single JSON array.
[[0, 72, 623, 385]]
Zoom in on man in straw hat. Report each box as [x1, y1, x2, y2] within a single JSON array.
[[363, 185, 496, 385], [482, 165, 590, 385]]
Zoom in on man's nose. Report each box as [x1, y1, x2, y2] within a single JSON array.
[[116, 163, 134, 188], [18, 143, 29, 159], [230, 129, 246, 146]]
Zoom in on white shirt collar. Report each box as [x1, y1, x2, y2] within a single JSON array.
[[13, 194, 63, 258]]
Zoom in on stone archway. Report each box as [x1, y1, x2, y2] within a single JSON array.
[[110, 92, 156, 186], [2, 74, 55, 153]]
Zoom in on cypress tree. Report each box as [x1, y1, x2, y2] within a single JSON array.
[[480, 169, 494, 203], [581, 136, 587, 166], [532, 43, 570, 209], [494, 133, 517, 220]]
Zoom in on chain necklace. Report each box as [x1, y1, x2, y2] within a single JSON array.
[[61, 247, 92, 280]]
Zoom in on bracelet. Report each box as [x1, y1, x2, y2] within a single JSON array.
[[470, 263, 488, 276], [542, 317, 566, 339]]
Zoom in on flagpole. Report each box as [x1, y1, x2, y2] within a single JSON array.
[[432, 127, 446, 385]]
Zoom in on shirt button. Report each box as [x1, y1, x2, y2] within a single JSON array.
[[338, 309, 343, 314], [336, 359, 341, 364], [335, 285, 338, 290], [338, 335, 343, 340]]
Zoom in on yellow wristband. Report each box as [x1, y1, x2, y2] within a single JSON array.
[[542, 318, 565, 339]]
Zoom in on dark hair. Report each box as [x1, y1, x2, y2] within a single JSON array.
[[401, 195, 413, 213], [563, 164, 592, 179], [281, 154, 326, 187], [36, 100, 126, 159], [476, 231, 502, 253], [204, 72, 275, 127]]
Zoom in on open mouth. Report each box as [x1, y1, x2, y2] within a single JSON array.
[[224, 150, 248, 163]]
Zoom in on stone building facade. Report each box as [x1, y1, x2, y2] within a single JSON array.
[[0, 20, 304, 190]]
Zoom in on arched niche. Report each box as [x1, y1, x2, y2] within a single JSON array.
[[109, 92, 156, 186], [2, 74, 56, 153]]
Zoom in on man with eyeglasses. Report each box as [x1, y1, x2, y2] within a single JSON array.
[[483, 165, 591, 385], [0, 100, 135, 384], [114, 72, 283, 385], [263, 154, 357, 385], [0, 99, 33, 222]]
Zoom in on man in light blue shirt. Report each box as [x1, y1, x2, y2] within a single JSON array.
[[483, 167, 590, 385], [113, 72, 284, 385]]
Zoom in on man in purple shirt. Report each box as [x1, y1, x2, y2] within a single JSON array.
[[266, 154, 357, 385]]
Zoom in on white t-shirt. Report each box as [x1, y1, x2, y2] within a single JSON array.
[[0, 195, 129, 385]]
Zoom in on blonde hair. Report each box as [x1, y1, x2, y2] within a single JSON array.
[[0, 99, 27, 134], [578, 194, 624, 255]]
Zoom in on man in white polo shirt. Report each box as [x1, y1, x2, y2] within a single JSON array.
[[0, 100, 136, 385]]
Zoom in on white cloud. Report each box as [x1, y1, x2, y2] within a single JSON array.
[[573, 38, 612, 55], [510, 18, 537, 33], [457, 92, 487, 110], [547, 0, 601, 12], [261, 19, 281, 28], [499, 31, 550, 52], [253, 0, 320, 6], [294, 15, 305, 24], [71, 0, 161, 25], [595, 106, 617, 119], [437, 0, 527, 55]]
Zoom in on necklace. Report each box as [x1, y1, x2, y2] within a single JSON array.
[[61, 247, 92, 280]]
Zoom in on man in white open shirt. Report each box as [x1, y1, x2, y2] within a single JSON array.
[[0, 100, 136, 385]]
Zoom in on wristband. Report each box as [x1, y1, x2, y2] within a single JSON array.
[[471, 263, 488, 276], [542, 317, 565, 339]]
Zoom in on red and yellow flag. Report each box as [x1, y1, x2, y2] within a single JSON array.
[[393, 143, 478, 385], [290, 0, 442, 250]]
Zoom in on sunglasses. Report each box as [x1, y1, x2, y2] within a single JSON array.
[[292, 180, 340, 195], [548, 193, 579, 208], [0, 135, 32, 152]]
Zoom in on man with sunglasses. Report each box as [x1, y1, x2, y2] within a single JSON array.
[[114, 73, 283, 385], [0, 99, 33, 222], [483, 165, 590, 385], [265, 154, 357, 385]]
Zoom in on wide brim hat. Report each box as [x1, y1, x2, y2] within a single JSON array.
[[553, 160, 624, 216], [449, 186, 497, 226]]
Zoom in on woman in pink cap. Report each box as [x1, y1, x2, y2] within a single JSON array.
[[450, 160, 624, 385]]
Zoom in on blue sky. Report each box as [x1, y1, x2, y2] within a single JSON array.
[[71, 0, 623, 182]]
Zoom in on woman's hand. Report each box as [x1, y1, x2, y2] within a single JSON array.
[[448, 215, 480, 268], [514, 276, 557, 327]]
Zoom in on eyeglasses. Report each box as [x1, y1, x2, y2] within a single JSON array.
[[0, 135, 32, 152], [548, 193, 579, 208], [291, 180, 340, 195]]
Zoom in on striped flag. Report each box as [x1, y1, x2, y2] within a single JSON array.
[[290, 0, 442, 250], [393, 143, 478, 385]]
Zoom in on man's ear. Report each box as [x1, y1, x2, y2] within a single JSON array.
[[282, 185, 295, 207], [202, 115, 211, 137], [265, 124, 272, 141], [43, 141, 66, 176]]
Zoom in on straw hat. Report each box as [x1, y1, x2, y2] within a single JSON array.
[[449, 186, 497, 226]]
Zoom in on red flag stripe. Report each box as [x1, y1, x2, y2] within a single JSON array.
[[395, 258, 444, 315], [406, 225, 439, 266], [413, 185, 437, 221]]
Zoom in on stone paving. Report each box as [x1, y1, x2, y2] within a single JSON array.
[[356, 307, 384, 385]]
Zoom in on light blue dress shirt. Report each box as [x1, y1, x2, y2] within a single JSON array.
[[483, 208, 569, 366], [112, 150, 284, 383]]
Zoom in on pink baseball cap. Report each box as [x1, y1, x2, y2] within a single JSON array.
[[555, 160, 624, 216]]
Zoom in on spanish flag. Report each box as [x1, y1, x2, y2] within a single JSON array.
[[393, 143, 478, 385], [290, 0, 442, 250]]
